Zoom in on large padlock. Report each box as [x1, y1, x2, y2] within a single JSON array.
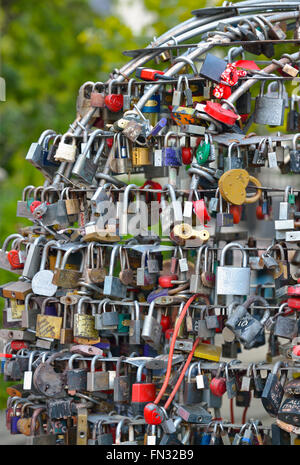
[[216, 242, 250, 295], [254, 80, 285, 126]]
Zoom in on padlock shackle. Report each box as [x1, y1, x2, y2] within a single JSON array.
[[60, 246, 85, 271], [108, 244, 121, 276], [115, 417, 134, 444], [122, 184, 139, 214], [195, 244, 208, 273], [136, 361, 147, 382], [284, 185, 293, 202], [173, 56, 198, 75], [92, 81, 104, 92], [227, 46, 245, 63], [220, 242, 248, 268], [81, 129, 105, 158], [292, 133, 300, 150], [68, 353, 84, 370], [187, 361, 198, 382], [77, 296, 93, 314], [2, 233, 24, 252], [91, 354, 105, 372], [27, 350, 40, 371], [41, 297, 59, 315], [39, 239, 57, 271], [37, 129, 56, 145]]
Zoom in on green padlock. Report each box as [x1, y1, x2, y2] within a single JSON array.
[[118, 312, 131, 333], [196, 134, 210, 165]]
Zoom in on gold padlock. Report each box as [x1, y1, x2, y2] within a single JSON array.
[[132, 147, 151, 166]]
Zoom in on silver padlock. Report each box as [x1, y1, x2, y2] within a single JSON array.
[[216, 242, 250, 296]]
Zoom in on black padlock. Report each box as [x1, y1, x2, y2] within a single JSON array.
[[261, 361, 287, 416]]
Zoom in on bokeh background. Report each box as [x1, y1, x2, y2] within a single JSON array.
[[0, 0, 299, 432]]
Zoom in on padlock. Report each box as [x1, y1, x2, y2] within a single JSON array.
[[31, 240, 58, 296], [52, 246, 84, 289], [114, 418, 137, 445], [105, 79, 123, 113], [161, 131, 182, 167], [73, 297, 98, 339], [113, 356, 131, 403], [210, 362, 227, 397], [183, 362, 203, 404], [90, 81, 105, 110], [54, 132, 77, 163], [216, 191, 233, 227], [190, 245, 211, 294], [94, 299, 119, 330], [86, 355, 109, 392], [35, 299, 62, 340], [66, 353, 88, 395], [225, 295, 270, 347], [224, 142, 244, 171], [72, 133, 106, 185], [254, 80, 285, 126], [103, 244, 127, 298], [141, 301, 162, 350], [273, 303, 298, 340], [132, 362, 156, 415], [261, 361, 288, 417], [216, 242, 250, 295]]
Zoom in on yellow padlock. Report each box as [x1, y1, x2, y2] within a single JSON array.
[[219, 169, 262, 205], [194, 343, 221, 362]]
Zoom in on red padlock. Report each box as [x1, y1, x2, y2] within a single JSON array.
[[193, 199, 211, 224], [256, 205, 265, 220], [106, 137, 114, 148], [29, 200, 42, 213], [288, 285, 300, 296], [105, 93, 123, 112], [158, 274, 178, 288], [210, 363, 227, 397], [10, 341, 28, 352], [7, 250, 24, 269], [230, 205, 242, 224], [205, 101, 239, 126], [165, 328, 174, 340], [160, 314, 171, 333], [132, 364, 156, 415], [287, 298, 300, 310]]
